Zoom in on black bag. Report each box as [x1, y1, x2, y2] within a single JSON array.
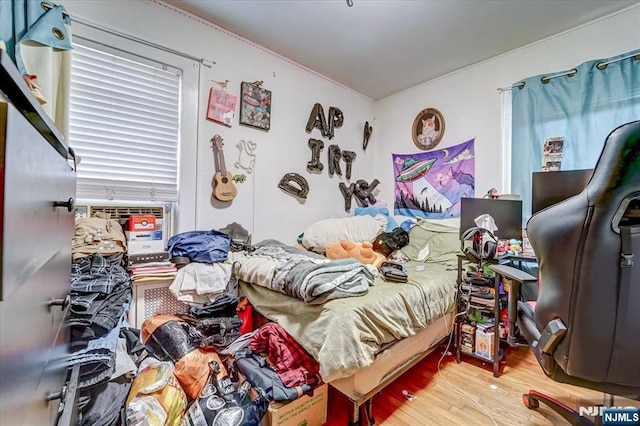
[[182, 360, 269, 426], [372, 228, 410, 257], [219, 222, 253, 252]]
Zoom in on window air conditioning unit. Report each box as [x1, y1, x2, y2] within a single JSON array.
[[75, 203, 173, 238], [74, 203, 185, 328]]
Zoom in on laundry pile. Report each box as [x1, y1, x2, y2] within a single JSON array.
[[125, 227, 323, 424], [125, 307, 322, 425], [69, 221, 324, 425], [70, 214, 142, 426]]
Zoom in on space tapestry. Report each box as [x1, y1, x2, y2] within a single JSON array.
[[393, 139, 475, 219]]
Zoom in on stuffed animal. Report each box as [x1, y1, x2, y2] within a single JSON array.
[[507, 239, 523, 255], [326, 240, 385, 267]]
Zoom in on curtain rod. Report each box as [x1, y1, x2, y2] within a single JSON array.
[[71, 15, 216, 68], [498, 52, 639, 92]]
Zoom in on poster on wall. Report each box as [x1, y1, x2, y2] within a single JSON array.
[[393, 139, 475, 219], [240, 82, 271, 130], [206, 87, 237, 126], [541, 136, 564, 171]]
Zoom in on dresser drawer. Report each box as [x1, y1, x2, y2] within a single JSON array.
[[0, 249, 71, 425], [1, 102, 75, 301]]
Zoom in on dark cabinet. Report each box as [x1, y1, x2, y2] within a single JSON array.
[[0, 50, 77, 425]]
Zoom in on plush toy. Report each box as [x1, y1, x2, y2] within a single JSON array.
[[506, 239, 523, 255], [326, 240, 385, 267]]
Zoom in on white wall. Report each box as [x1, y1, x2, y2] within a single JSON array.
[[373, 5, 640, 226], [64, 0, 376, 243], [63, 1, 639, 241]]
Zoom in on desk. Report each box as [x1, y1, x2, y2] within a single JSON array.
[[506, 253, 537, 268]]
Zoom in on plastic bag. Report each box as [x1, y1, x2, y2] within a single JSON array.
[[126, 361, 187, 426], [141, 315, 230, 400], [372, 228, 410, 257], [182, 361, 269, 426], [168, 230, 231, 263]]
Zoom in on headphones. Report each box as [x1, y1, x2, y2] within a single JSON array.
[[460, 227, 498, 264]]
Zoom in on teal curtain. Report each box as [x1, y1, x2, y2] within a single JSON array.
[[0, 0, 71, 73], [511, 50, 640, 224]]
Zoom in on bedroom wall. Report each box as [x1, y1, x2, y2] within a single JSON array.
[[63, 0, 377, 244], [62, 1, 639, 242], [373, 5, 640, 227]]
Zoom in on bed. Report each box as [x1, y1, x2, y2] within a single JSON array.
[[230, 219, 460, 424]]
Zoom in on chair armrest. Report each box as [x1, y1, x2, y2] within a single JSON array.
[[490, 264, 537, 347], [490, 264, 537, 283]]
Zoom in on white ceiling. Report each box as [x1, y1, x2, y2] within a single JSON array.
[[164, 0, 637, 100]]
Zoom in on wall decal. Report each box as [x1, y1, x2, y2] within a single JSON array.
[[339, 179, 380, 212], [328, 144, 342, 177], [307, 138, 325, 173], [354, 179, 379, 206], [278, 173, 309, 199], [339, 183, 355, 212], [412, 107, 445, 150], [341, 150, 356, 180], [240, 81, 271, 131], [305, 103, 344, 139], [327, 106, 344, 140], [232, 174, 247, 183], [235, 139, 257, 174], [306, 103, 327, 136], [363, 121, 373, 150], [393, 138, 475, 219]]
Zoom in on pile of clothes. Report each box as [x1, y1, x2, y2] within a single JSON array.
[[70, 214, 144, 426], [127, 292, 322, 425]]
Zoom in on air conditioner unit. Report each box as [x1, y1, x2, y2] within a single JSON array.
[[75, 202, 173, 239]]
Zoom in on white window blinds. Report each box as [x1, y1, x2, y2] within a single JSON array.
[[69, 42, 182, 202]]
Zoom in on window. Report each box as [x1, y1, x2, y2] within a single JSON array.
[[69, 21, 199, 232], [70, 42, 181, 201]]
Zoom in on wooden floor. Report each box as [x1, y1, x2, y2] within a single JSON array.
[[324, 345, 639, 425]]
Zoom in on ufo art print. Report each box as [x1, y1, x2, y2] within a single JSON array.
[[393, 139, 475, 219]]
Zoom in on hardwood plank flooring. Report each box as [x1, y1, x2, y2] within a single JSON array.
[[325, 345, 639, 425]]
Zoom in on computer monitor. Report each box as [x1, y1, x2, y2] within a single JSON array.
[[460, 198, 523, 240], [531, 169, 593, 214]]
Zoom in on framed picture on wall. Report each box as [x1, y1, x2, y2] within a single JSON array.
[[240, 81, 271, 131], [206, 87, 237, 126], [412, 107, 445, 150]]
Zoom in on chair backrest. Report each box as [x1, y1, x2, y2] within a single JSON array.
[[527, 120, 640, 389]]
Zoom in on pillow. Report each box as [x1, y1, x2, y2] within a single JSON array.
[[401, 219, 460, 263], [301, 215, 387, 251], [354, 206, 399, 232]]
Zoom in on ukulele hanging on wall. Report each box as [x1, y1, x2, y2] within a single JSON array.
[[211, 134, 238, 202]]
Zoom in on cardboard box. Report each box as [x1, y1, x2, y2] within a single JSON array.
[[262, 383, 328, 426], [475, 327, 495, 361], [126, 230, 164, 241], [128, 215, 156, 231], [127, 239, 165, 255]]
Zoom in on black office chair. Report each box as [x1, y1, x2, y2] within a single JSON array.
[[494, 120, 640, 425]]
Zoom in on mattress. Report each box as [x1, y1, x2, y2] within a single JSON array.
[[330, 311, 453, 401], [238, 259, 457, 382]]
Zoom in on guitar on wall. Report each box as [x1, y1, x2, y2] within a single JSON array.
[[211, 134, 238, 202]]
